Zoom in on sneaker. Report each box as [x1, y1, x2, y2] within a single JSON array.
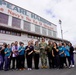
[[29, 68, 32, 70], [19, 69, 22, 71], [44, 66, 48, 69], [16, 68, 19, 70], [41, 66, 44, 69], [64, 64, 67, 68], [27, 68, 30, 70], [72, 65, 75, 68], [22, 68, 25, 70], [69, 66, 71, 69]]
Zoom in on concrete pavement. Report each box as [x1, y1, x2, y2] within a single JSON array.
[[0, 54, 76, 75]]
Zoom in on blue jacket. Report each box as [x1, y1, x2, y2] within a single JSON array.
[[64, 46, 70, 56], [4, 48, 11, 57], [18, 46, 25, 55], [59, 46, 65, 57]]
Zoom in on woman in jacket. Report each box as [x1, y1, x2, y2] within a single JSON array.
[[34, 41, 40, 69], [25, 41, 34, 70]]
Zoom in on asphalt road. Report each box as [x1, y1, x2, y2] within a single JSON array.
[[0, 54, 76, 75]]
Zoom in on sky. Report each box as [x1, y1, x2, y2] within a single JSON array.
[[6, 0, 76, 45]]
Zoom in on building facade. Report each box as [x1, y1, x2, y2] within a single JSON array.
[[0, 0, 69, 45]]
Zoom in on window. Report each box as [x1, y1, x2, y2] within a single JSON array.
[[0, 29, 21, 36], [24, 21, 31, 31], [16, 33, 21, 36], [45, 38, 48, 40], [6, 31, 11, 34], [12, 17, 21, 28], [38, 37, 40, 39], [11, 32, 17, 36], [34, 36, 38, 39], [35, 25, 40, 34], [0, 13, 8, 25], [28, 35, 32, 38], [32, 36, 35, 39], [11, 32, 21, 36], [42, 27, 47, 35], [48, 29, 52, 37], [0, 30, 6, 34], [53, 31, 57, 37]]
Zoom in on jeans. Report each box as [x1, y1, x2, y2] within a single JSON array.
[[0, 55, 3, 70], [1, 55, 4, 70], [4, 56, 10, 70], [66, 56, 71, 66], [70, 54, 74, 65]]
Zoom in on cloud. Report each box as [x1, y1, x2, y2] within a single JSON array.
[[6, 0, 76, 45]]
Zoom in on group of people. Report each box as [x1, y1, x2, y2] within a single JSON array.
[[0, 37, 75, 71]]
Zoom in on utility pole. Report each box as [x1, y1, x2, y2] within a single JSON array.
[[59, 20, 63, 42]]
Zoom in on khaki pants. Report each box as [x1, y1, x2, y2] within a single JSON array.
[[41, 54, 47, 66]]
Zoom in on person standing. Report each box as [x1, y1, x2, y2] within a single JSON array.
[[4, 44, 11, 71], [52, 42, 60, 68], [14, 41, 19, 70], [7, 44, 12, 69], [58, 43, 65, 69], [25, 41, 34, 70], [46, 40, 53, 69], [64, 43, 71, 68], [11, 43, 16, 69], [0, 43, 6, 70], [39, 37, 47, 69], [68, 43, 75, 67], [34, 41, 40, 69], [0, 46, 3, 70], [18, 42, 25, 70]]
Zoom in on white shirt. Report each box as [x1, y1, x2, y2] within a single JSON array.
[[12, 46, 16, 57]]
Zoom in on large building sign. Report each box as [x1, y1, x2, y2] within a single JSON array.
[[0, 0, 57, 31]]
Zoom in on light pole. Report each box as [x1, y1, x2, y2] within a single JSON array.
[[59, 20, 63, 42]]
